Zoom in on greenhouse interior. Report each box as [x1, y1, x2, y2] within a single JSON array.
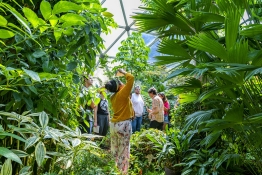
[[0, 0, 262, 175]]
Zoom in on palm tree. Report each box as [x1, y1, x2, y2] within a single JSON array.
[[133, 0, 262, 173]]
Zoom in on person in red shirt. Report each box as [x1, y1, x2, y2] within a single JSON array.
[[158, 92, 170, 130]]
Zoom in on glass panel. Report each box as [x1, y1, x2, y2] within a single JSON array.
[[149, 40, 160, 63], [102, 0, 125, 26], [106, 32, 129, 57], [142, 33, 156, 45], [101, 28, 126, 54], [122, 0, 141, 25]]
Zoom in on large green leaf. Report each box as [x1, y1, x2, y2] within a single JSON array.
[[35, 141, 46, 166], [32, 50, 46, 58], [54, 28, 63, 42], [0, 15, 7, 26], [166, 68, 194, 80], [71, 138, 81, 147], [39, 111, 49, 128], [200, 131, 221, 148], [0, 159, 12, 175], [218, 0, 241, 50], [187, 33, 227, 61], [157, 39, 191, 58], [191, 11, 225, 23], [49, 15, 58, 27], [22, 68, 41, 82], [23, 7, 39, 28], [0, 147, 22, 164], [19, 166, 32, 175], [40, 1, 52, 20], [52, 1, 82, 15], [2, 3, 31, 34], [67, 36, 86, 56], [11, 150, 28, 158], [25, 136, 40, 149], [224, 103, 243, 123], [240, 24, 262, 38], [0, 132, 26, 143], [0, 29, 14, 39], [198, 85, 235, 102], [60, 13, 86, 23], [66, 61, 78, 71]]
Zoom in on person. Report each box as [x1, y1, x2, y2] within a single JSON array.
[[147, 87, 164, 130], [79, 75, 96, 134], [131, 85, 144, 133], [94, 90, 110, 136], [104, 69, 134, 174], [158, 92, 170, 130]]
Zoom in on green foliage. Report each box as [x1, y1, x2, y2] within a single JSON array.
[[111, 32, 150, 77], [0, 0, 116, 174], [0, 110, 116, 174], [133, 0, 262, 173], [0, 0, 115, 121], [129, 129, 165, 175]]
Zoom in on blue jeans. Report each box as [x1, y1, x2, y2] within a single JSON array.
[[131, 116, 142, 133]]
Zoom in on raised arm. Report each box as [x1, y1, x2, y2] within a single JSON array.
[[118, 69, 134, 98]]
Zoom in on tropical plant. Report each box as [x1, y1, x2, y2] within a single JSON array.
[[0, 0, 116, 174], [110, 32, 150, 77], [0, 110, 116, 175], [0, 0, 116, 124], [133, 0, 262, 173], [130, 129, 165, 175]]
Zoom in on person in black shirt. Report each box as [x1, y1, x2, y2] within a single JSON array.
[[94, 91, 110, 136], [79, 75, 97, 134]]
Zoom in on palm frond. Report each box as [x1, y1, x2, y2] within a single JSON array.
[[227, 40, 249, 64], [185, 109, 217, 130], [187, 33, 227, 61], [153, 56, 191, 66], [198, 85, 235, 102], [200, 131, 221, 148], [217, 0, 242, 50], [245, 67, 262, 80], [158, 39, 191, 58], [240, 24, 262, 38], [166, 68, 194, 80], [214, 152, 241, 169], [224, 103, 243, 123], [132, 0, 195, 35], [191, 11, 225, 23]]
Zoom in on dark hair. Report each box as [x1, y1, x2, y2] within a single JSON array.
[[159, 92, 167, 102], [148, 87, 157, 95], [105, 79, 120, 93]]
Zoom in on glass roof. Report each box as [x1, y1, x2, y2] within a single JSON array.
[[100, 0, 160, 62]]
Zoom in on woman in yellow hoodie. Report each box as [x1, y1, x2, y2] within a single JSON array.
[[104, 69, 134, 174]]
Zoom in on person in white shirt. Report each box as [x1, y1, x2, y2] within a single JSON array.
[[131, 85, 145, 133]]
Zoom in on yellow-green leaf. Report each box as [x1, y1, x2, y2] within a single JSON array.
[[0, 29, 15, 39], [40, 1, 52, 20], [52, 1, 82, 15], [0, 15, 7, 26], [38, 18, 48, 33], [102, 12, 113, 18], [49, 15, 58, 27], [54, 28, 63, 42], [23, 7, 39, 28]]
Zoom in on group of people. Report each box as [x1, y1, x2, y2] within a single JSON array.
[[80, 70, 170, 174]]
